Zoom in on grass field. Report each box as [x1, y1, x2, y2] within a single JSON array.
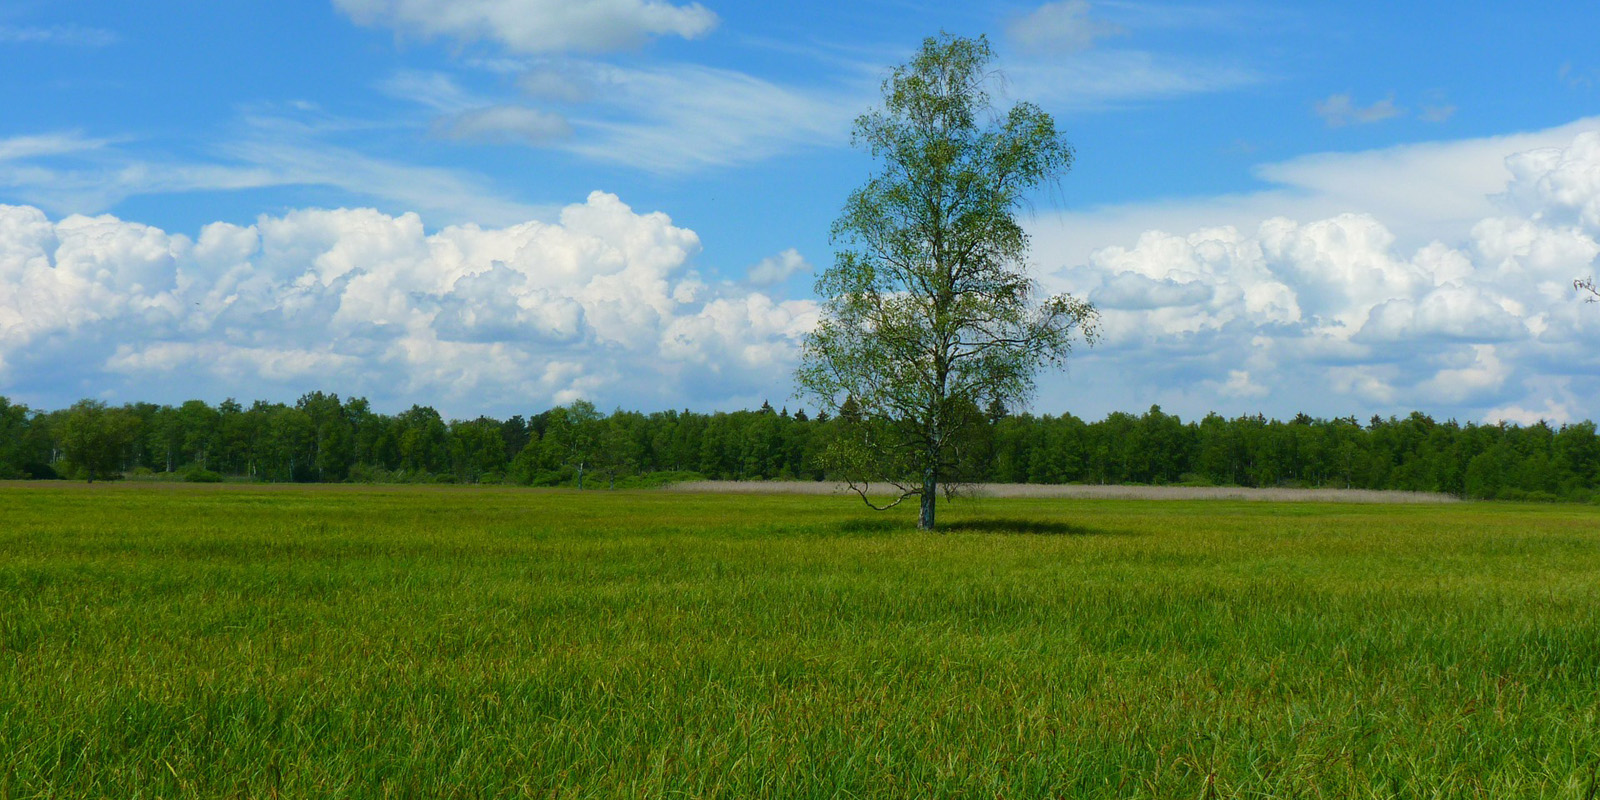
[[2, 484, 1597, 798]]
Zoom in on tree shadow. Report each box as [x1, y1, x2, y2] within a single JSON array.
[[833, 517, 903, 534], [829, 517, 1129, 536], [940, 518, 1113, 536]]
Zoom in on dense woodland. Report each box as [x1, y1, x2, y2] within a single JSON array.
[[2, 393, 1598, 501]]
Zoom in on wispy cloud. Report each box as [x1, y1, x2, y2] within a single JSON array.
[[218, 136, 547, 225], [0, 131, 112, 161], [1008, 0, 1125, 53], [333, 0, 717, 54], [0, 24, 117, 47], [1315, 92, 1403, 127], [382, 61, 863, 173], [1419, 104, 1456, 123], [378, 70, 480, 112], [0, 159, 280, 213], [378, 70, 575, 146], [362, 2, 1260, 175], [1008, 50, 1261, 110], [0, 117, 544, 227], [559, 62, 860, 172], [1000, 1, 1264, 110], [1559, 61, 1598, 90], [432, 106, 573, 145]]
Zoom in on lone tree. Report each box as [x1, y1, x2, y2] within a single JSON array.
[[797, 33, 1098, 531]]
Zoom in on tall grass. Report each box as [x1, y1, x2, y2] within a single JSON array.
[[1, 485, 1597, 797]]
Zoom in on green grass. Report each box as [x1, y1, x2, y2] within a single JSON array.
[[1, 484, 1597, 798]]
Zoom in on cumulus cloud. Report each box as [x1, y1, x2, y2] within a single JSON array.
[[746, 248, 811, 286], [333, 0, 717, 54], [1034, 117, 1600, 273], [1485, 396, 1578, 426], [1502, 131, 1600, 229], [1214, 370, 1268, 398], [1037, 127, 1600, 422], [1315, 93, 1404, 127], [0, 193, 815, 415]]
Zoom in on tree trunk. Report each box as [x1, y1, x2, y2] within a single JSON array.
[[918, 468, 937, 531]]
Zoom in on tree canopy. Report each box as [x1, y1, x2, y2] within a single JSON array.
[[797, 33, 1097, 530], [1, 394, 1597, 502]]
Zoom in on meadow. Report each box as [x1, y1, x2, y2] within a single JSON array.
[[1, 484, 1597, 798]]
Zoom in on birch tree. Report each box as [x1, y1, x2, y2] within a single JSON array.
[[796, 33, 1098, 530]]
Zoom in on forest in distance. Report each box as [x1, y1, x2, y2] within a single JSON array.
[[2, 392, 1598, 502]]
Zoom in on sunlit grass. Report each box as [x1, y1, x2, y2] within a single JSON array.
[[2, 484, 1597, 797]]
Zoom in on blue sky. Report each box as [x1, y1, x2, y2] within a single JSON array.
[[3, 0, 1600, 424]]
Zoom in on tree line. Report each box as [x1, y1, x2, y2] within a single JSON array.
[[1, 393, 1597, 501]]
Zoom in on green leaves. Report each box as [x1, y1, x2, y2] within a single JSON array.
[[798, 33, 1098, 520]]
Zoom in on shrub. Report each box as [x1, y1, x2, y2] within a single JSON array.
[[614, 471, 706, 489], [183, 467, 224, 483], [346, 463, 391, 483]]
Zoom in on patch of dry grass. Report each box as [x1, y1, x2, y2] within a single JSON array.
[[667, 480, 1460, 503]]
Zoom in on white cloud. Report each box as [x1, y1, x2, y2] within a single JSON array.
[[559, 62, 858, 172], [0, 158, 282, 217], [378, 70, 480, 112], [105, 343, 362, 383], [333, 0, 717, 54], [518, 65, 595, 103], [1559, 62, 1598, 91], [1485, 394, 1578, 426], [380, 71, 574, 146], [998, 1, 1263, 111], [432, 105, 573, 144], [0, 132, 111, 161], [0, 193, 815, 414], [1419, 105, 1457, 123], [1214, 369, 1268, 398], [1502, 130, 1600, 228], [1034, 117, 1600, 272], [378, 60, 860, 172], [371, 18, 1254, 174], [1032, 124, 1600, 422], [1315, 93, 1404, 127], [1007, 50, 1259, 110], [0, 119, 543, 227], [0, 24, 117, 47], [1009, 1, 1124, 53], [1418, 344, 1510, 403], [746, 248, 811, 286]]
